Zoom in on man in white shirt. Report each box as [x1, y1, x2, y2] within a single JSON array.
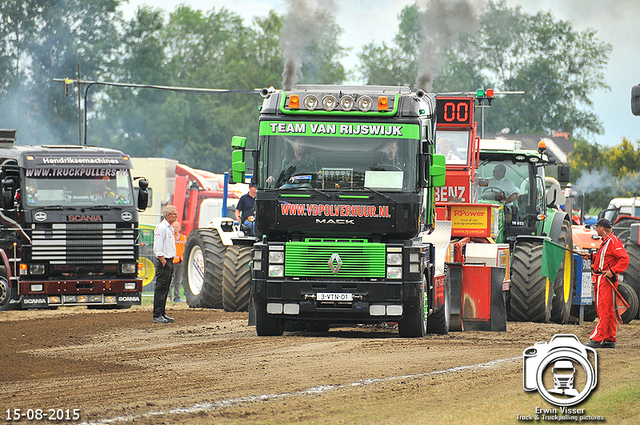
[[487, 164, 519, 204], [153, 205, 178, 323]]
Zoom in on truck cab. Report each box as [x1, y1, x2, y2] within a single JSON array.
[[0, 130, 148, 311], [231, 85, 448, 337]]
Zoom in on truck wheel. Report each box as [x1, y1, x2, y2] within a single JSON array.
[[621, 241, 640, 318], [0, 275, 15, 312], [612, 218, 640, 242], [618, 282, 639, 324], [551, 221, 573, 324], [255, 298, 284, 336], [427, 272, 451, 335], [398, 275, 428, 337], [221, 246, 252, 312], [183, 229, 225, 309], [510, 241, 552, 323]]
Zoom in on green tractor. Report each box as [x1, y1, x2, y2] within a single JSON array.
[[477, 139, 573, 323]]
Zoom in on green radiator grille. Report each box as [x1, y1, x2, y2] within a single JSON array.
[[284, 240, 386, 278]]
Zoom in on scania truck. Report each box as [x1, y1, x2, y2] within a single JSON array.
[[0, 130, 149, 311]]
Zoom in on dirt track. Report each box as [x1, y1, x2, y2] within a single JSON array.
[[2, 304, 640, 425]]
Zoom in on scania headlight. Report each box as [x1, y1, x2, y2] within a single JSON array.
[[30, 264, 45, 275], [121, 263, 137, 274], [124, 282, 137, 290]]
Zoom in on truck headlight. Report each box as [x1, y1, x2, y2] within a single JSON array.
[[269, 265, 284, 277], [124, 282, 137, 290], [30, 264, 45, 275], [386, 253, 402, 266], [121, 263, 137, 274], [269, 251, 284, 264], [386, 266, 402, 280]]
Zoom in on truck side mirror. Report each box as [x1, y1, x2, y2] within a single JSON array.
[[2, 177, 15, 209], [632, 84, 640, 116], [136, 178, 149, 211], [429, 154, 446, 187], [231, 136, 247, 184], [557, 164, 570, 183]]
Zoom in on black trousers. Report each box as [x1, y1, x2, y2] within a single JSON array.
[[153, 259, 174, 318], [170, 262, 183, 301]]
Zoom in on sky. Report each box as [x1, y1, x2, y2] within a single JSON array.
[[120, 0, 640, 147]]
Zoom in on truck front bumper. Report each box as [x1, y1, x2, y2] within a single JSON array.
[[253, 278, 422, 323], [18, 278, 142, 308]]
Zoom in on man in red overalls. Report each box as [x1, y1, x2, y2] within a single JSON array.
[[582, 218, 629, 348]]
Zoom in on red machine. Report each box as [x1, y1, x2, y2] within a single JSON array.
[[434, 95, 508, 331], [172, 164, 244, 237]]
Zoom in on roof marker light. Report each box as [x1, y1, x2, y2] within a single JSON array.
[[289, 94, 299, 109], [378, 96, 389, 111], [538, 140, 547, 154]]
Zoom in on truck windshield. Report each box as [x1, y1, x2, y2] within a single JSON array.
[[261, 135, 418, 192], [477, 160, 531, 204], [23, 168, 134, 207]]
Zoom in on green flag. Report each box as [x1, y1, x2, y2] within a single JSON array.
[[541, 239, 566, 279]]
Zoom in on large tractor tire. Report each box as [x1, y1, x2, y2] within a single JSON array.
[[183, 229, 225, 309], [510, 241, 552, 323], [612, 217, 640, 242], [621, 241, 640, 319], [255, 299, 285, 336], [618, 282, 639, 324], [551, 221, 574, 324], [398, 275, 429, 337], [427, 272, 451, 335], [0, 275, 16, 312], [221, 245, 252, 312]]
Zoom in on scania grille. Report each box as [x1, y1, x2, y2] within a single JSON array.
[[30, 223, 135, 265], [284, 240, 385, 278]]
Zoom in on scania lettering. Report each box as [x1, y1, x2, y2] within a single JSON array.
[[229, 85, 449, 337], [0, 130, 149, 312]]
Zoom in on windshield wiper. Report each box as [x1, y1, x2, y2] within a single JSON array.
[[362, 186, 394, 202], [277, 183, 332, 199], [42, 205, 69, 210], [88, 205, 113, 210], [298, 186, 332, 199]]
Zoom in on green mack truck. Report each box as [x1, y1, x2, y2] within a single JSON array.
[[230, 85, 449, 337]]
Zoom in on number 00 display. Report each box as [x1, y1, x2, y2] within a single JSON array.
[[436, 98, 473, 126]]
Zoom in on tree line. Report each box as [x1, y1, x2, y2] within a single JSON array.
[[0, 0, 633, 210]]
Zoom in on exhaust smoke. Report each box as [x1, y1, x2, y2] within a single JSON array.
[[415, 0, 485, 91], [281, 0, 336, 90]]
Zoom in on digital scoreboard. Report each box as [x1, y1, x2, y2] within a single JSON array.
[[436, 97, 474, 127]]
